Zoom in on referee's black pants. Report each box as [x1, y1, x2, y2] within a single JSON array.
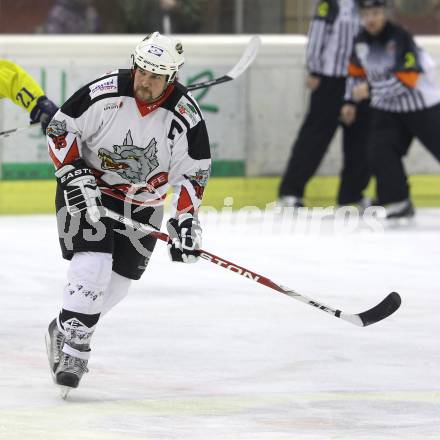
[[278, 76, 371, 205], [369, 103, 440, 205]]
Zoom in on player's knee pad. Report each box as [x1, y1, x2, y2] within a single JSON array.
[[101, 271, 132, 316], [63, 251, 113, 315]]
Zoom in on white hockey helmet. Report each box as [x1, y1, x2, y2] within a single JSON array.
[[132, 32, 185, 84]]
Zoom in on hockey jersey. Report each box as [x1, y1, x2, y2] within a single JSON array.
[[0, 59, 45, 113], [345, 21, 440, 112], [307, 0, 360, 77], [47, 69, 211, 217]]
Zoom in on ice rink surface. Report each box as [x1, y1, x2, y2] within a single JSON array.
[[0, 209, 439, 440]]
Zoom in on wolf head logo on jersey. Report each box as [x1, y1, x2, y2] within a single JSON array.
[[47, 119, 68, 150], [185, 166, 210, 199], [98, 130, 159, 183]]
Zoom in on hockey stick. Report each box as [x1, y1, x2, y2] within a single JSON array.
[[186, 36, 261, 91], [1, 37, 261, 139], [104, 208, 401, 327], [0, 121, 39, 139]]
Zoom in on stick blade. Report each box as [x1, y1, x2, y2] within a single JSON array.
[[356, 292, 402, 327], [226, 36, 261, 79]]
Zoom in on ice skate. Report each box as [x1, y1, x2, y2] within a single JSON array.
[[46, 318, 90, 398], [355, 197, 373, 215], [45, 318, 65, 380], [385, 200, 415, 227], [277, 195, 304, 209], [54, 343, 90, 398]]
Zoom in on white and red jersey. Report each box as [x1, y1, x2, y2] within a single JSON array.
[[47, 69, 211, 216]]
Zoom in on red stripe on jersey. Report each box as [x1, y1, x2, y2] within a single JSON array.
[[101, 187, 166, 206], [63, 138, 80, 165], [48, 146, 62, 169], [48, 137, 80, 169], [176, 186, 194, 215], [147, 171, 168, 188]]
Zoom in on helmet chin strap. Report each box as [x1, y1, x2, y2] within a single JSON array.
[[153, 86, 168, 102]]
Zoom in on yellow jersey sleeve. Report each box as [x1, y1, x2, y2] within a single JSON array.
[[0, 59, 45, 113]]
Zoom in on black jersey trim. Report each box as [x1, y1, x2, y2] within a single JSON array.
[[161, 81, 186, 112], [186, 120, 211, 160], [61, 69, 134, 119]]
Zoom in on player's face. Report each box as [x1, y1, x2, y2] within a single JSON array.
[[360, 7, 387, 35], [133, 68, 168, 103]]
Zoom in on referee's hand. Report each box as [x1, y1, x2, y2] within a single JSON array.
[[306, 75, 321, 92], [353, 82, 370, 101], [340, 104, 357, 126]]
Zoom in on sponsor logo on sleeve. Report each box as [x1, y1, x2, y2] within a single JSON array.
[[176, 97, 201, 126], [104, 101, 123, 111], [89, 76, 118, 100]]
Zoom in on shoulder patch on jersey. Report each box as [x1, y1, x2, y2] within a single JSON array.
[[89, 76, 118, 100], [317, 1, 329, 17], [314, 0, 338, 22], [47, 119, 69, 149], [175, 96, 201, 128], [404, 52, 416, 69]]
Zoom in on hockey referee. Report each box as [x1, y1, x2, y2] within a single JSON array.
[[344, 0, 440, 218], [279, 0, 371, 209]]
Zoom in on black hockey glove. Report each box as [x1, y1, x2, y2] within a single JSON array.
[[55, 158, 102, 222], [166, 214, 202, 263], [30, 96, 58, 133]]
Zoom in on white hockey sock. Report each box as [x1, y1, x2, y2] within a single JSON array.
[[101, 271, 132, 316], [62, 251, 113, 316]]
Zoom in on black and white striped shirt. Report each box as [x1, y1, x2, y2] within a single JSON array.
[[307, 0, 360, 78], [345, 22, 440, 113]]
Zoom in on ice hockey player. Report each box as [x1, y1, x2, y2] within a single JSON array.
[[45, 32, 211, 397], [278, 0, 371, 210], [343, 0, 440, 219], [0, 59, 58, 132]]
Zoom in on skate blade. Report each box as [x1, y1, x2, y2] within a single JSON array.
[[58, 385, 71, 400], [44, 333, 56, 382]]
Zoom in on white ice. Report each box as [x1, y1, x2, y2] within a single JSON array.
[[0, 209, 439, 440]]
